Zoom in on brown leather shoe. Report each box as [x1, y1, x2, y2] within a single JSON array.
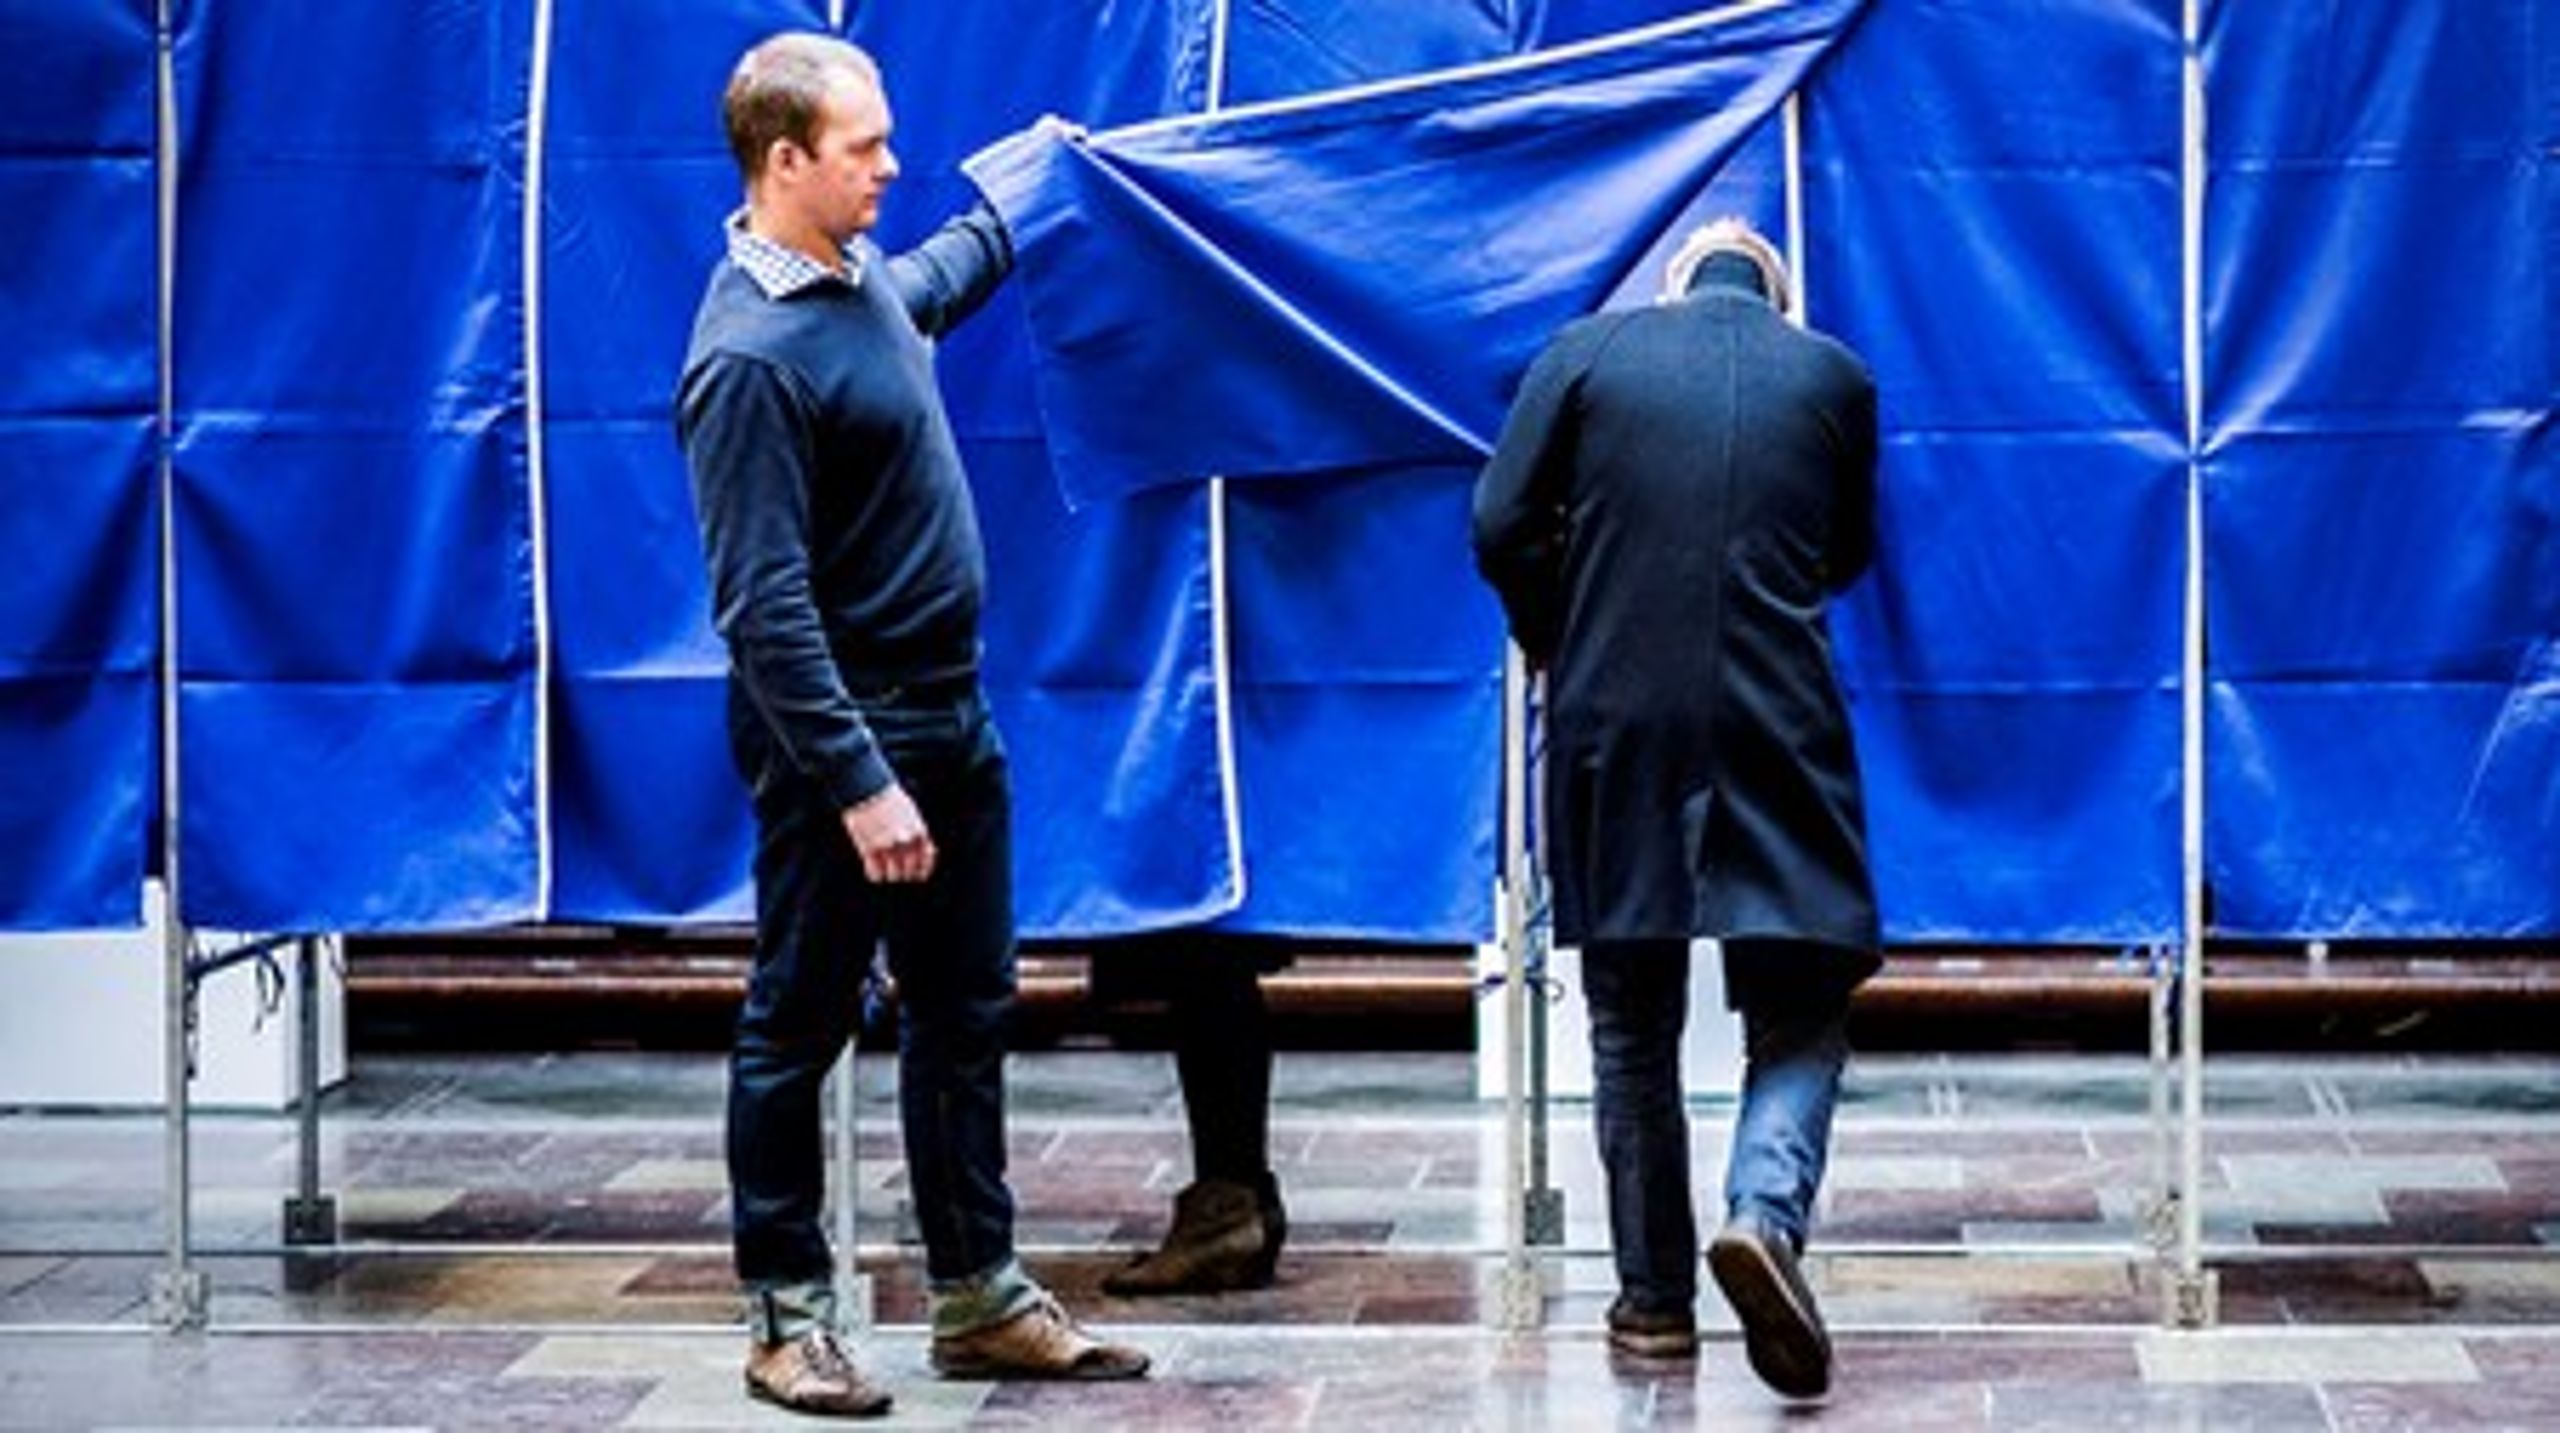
[[1605, 1296, 1700, 1360], [1102, 1178, 1280, 1296], [930, 1292, 1151, 1381], [744, 1328, 893, 1418]]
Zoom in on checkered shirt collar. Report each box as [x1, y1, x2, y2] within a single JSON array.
[[725, 209, 865, 299]]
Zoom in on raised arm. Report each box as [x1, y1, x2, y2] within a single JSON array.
[[885, 198, 1013, 339]]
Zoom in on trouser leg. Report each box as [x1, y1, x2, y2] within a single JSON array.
[[729, 779, 873, 1296], [1581, 938, 1697, 1312], [1719, 940, 1854, 1251], [879, 697, 1021, 1285], [1169, 955, 1273, 1184]]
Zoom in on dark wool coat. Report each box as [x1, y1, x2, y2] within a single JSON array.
[[1472, 270, 1882, 975]]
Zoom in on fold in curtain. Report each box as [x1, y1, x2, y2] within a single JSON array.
[[965, 0, 1870, 506]]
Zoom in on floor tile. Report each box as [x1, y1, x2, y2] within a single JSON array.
[[2136, 1329, 2476, 1384]]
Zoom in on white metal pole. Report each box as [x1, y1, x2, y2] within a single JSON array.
[[2171, 0, 2216, 1329], [1203, 0, 1248, 915], [832, 1032, 869, 1331], [150, 0, 207, 1332], [283, 937, 338, 1246], [1496, 645, 1536, 1330], [522, 0, 557, 918]]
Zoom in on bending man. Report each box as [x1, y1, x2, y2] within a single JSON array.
[[1472, 217, 1880, 1401]]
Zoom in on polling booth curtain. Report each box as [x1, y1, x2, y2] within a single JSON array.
[[0, 1, 157, 930], [2202, 0, 2560, 937], [972, 0, 2186, 944], [10, 0, 2549, 945], [170, 0, 542, 930], [850, 0, 1249, 935], [966, 0, 1870, 506], [536, 0, 827, 924], [1806, 0, 2187, 942], [1201, 0, 1747, 940]]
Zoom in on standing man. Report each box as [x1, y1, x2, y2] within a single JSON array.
[[677, 33, 1147, 1418], [1471, 218, 1880, 1401]]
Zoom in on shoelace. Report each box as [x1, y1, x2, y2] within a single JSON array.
[[1022, 1290, 1071, 1331], [800, 1328, 859, 1383]]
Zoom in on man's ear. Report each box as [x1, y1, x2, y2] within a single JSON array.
[[764, 137, 799, 182]]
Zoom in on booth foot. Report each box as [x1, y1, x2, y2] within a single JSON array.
[[1522, 1188, 1566, 1247], [2161, 1267, 2219, 1329], [149, 1269, 210, 1331], [283, 1194, 338, 1246], [1491, 1259, 1545, 1334]]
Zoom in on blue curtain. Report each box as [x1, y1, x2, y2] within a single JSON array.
[[2203, 0, 2560, 936], [967, 0, 1868, 505], [1808, 0, 2187, 942], [4, 0, 2550, 942], [538, 0, 825, 923], [0, 0, 157, 929], [171, 0, 540, 929], [853, 1, 1246, 934]]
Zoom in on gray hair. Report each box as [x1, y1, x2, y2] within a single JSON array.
[[1662, 217, 1791, 309]]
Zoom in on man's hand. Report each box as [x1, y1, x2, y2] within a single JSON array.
[[842, 785, 936, 884], [1031, 112, 1089, 145]]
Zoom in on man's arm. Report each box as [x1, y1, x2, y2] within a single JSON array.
[[679, 352, 893, 811], [1825, 366, 1879, 593], [885, 199, 1013, 338], [1471, 332, 1591, 667]]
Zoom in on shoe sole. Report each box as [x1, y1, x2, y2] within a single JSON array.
[[930, 1351, 1151, 1382], [1707, 1232, 1831, 1400], [744, 1372, 893, 1419], [1101, 1261, 1277, 1298], [1606, 1326, 1700, 1361]]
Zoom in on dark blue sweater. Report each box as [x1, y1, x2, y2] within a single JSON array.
[[676, 204, 1011, 811]]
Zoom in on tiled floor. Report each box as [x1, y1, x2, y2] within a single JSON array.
[[6, 1048, 2560, 1427]]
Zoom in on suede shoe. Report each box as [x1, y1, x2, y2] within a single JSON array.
[[930, 1291, 1151, 1381], [1708, 1218, 1832, 1400], [1605, 1296, 1700, 1360], [743, 1327, 893, 1418], [1103, 1178, 1279, 1296]]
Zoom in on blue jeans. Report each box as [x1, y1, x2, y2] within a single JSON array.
[[727, 681, 1018, 1293], [1581, 938, 1853, 1314]]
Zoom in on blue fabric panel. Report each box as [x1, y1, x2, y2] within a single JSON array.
[[1808, 0, 2183, 941], [172, 0, 538, 930], [2210, 678, 2559, 939], [181, 681, 537, 930], [1210, 467, 1503, 938], [967, 0, 1870, 506], [1517, 1, 1742, 48], [0, 1, 156, 928], [967, 442, 1239, 934], [1209, 10, 1528, 940], [853, 2, 1215, 441], [1834, 434, 2184, 942], [539, 0, 818, 922], [0, 426, 157, 930], [855, 2, 1243, 935], [1225, 0, 1514, 100], [2203, 0, 2560, 936]]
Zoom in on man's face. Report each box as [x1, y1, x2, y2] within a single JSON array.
[[787, 78, 898, 243]]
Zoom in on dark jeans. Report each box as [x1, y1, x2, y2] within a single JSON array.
[[1581, 937, 1854, 1314], [728, 682, 1018, 1289]]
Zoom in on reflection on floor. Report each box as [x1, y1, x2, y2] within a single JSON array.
[[6, 1049, 2560, 1427]]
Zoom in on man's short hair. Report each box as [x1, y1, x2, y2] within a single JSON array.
[[723, 33, 880, 182], [1663, 217, 1790, 307]]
